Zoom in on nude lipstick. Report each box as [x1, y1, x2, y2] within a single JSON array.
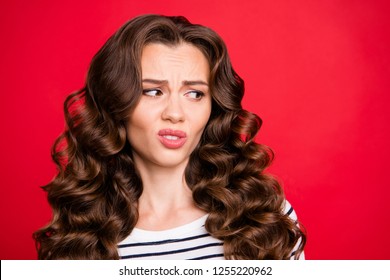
[[158, 129, 187, 149]]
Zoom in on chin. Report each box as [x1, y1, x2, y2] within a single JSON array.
[[153, 153, 190, 167]]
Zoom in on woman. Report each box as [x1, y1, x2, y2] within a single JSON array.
[[34, 14, 306, 260]]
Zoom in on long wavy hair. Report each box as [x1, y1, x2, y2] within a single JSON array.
[[34, 14, 305, 259]]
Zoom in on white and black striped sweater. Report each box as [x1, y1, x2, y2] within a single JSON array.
[[118, 200, 304, 260]]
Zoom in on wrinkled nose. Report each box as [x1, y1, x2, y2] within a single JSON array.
[[161, 94, 185, 123]]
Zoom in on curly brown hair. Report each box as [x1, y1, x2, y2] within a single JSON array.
[[34, 14, 306, 259]]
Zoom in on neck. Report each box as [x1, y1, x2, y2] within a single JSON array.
[[133, 154, 191, 211], [132, 154, 205, 230]]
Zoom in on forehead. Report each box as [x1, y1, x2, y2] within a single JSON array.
[[140, 43, 210, 79]]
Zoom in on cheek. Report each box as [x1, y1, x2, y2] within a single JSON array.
[[202, 101, 212, 125], [128, 102, 157, 130], [126, 109, 150, 142], [192, 105, 212, 133]]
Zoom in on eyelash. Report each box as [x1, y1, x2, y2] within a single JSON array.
[[142, 89, 205, 100], [185, 90, 205, 100], [142, 89, 163, 97]]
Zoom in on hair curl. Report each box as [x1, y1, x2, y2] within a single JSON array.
[[34, 14, 306, 259]]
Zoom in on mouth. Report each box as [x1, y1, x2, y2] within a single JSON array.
[[158, 129, 187, 149]]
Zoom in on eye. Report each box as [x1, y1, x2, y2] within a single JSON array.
[[142, 89, 163, 97], [184, 90, 205, 100]]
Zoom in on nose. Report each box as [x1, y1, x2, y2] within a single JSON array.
[[161, 94, 185, 123]]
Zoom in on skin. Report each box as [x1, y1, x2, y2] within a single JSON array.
[[127, 43, 212, 230]]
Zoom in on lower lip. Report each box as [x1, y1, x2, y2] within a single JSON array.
[[158, 135, 187, 149]]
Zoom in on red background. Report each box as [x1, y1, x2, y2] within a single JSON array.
[[1, 0, 389, 260]]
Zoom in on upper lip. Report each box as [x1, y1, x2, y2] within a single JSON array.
[[158, 129, 187, 138]]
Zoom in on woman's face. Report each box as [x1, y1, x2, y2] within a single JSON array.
[[127, 43, 212, 169]]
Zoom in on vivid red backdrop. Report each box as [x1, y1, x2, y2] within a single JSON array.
[[1, 0, 389, 259]]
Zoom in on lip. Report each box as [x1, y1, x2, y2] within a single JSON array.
[[158, 129, 187, 149]]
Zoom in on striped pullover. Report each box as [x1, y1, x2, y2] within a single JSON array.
[[118, 200, 304, 260]]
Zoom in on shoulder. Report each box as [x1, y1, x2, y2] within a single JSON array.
[[282, 199, 305, 260], [281, 199, 304, 236], [282, 199, 298, 221]]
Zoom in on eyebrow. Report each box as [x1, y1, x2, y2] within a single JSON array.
[[142, 79, 209, 87]]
